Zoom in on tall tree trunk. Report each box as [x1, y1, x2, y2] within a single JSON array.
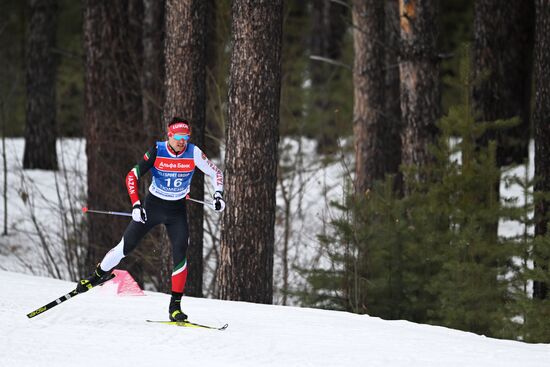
[[310, 0, 348, 154], [203, 0, 224, 158], [23, 0, 59, 170], [217, 0, 283, 304], [83, 0, 144, 281], [399, 0, 440, 188], [352, 0, 403, 316], [142, 0, 165, 138], [310, 0, 348, 78], [473, 0, 534, 167], [140, 0, 165, 292], [163, 0, 207, 297], [533, 0, 550, 301], [384, 0, 403, 191], [352, 0, 386, 194]]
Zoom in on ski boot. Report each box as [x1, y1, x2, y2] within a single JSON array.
[[169, 293, 188, 322], [76, 264, 112, 293]]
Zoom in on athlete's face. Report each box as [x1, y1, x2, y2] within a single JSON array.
[[167, 133, 189, 152]]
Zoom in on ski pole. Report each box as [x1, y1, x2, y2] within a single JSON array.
[[185, 195, 216, 210], [82, 207, 132, 217], [83, 195, 217, 216]]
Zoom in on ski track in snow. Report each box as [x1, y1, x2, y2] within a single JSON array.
[[0, 271, 549, 367]]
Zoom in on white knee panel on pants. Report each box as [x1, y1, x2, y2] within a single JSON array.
[[100, 238, 126, 272]]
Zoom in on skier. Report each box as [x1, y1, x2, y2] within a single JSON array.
[[77, 116, 225, 322]]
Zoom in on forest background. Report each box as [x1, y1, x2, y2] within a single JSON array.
[[1, 0, 550, 344]]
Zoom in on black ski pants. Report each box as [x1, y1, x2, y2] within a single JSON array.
[[122, 193, 189, 269]]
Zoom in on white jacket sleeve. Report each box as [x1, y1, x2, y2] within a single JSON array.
[[193, 146, 224, 193]]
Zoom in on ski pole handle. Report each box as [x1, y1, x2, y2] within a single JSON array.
[[82, 207, 132, 217], [185, 195, 216, 211]]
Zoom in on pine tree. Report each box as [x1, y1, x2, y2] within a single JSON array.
[[352, 0, 388, 193], [398, 0, 440, 192], [422, 49, 514, 336], [217, 0, 283, 304], [518, 0, 550, 343], [301, 47, 519, 338], [83, 0, 145, 280], [504, 170, 550, 343]]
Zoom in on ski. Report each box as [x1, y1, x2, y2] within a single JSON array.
[[26, 273, 116, 319], [146, 319, 229, 330]]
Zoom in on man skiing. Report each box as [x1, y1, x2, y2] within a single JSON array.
[[77, 116, 225, 322]]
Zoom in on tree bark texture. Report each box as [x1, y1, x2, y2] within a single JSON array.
[[142, 0, 165, 139], [217, 0, 283, 304], [203, 0, 224, 158], [83, 0, 145, 281], [353, 0, 397, 194], [473, 0, 534, 167], [533, 0, 550, 300], [23, 0, 59, 170], [399, 0, 440, 182], [384, 0, 403, 190], [163, 0, 207, 297]]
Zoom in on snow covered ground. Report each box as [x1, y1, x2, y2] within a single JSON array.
[[0, 270, 548, 367]]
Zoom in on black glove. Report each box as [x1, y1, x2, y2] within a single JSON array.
[[132, 203, 147, 223], [213, 191, 225, 212]]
